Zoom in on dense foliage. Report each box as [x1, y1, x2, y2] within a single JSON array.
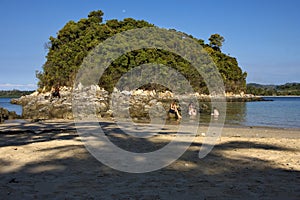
[[37, 10, 247, 94], [0, 90, 35, 98], [208, 33, 225, 51], [247, 83, 300, 96]]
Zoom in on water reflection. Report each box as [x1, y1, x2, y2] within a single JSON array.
[[224, 102, 246, 125], [196, 102, 246, 125], [131, 100, 247, 126]]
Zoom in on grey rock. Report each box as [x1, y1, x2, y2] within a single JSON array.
[[0, 107, 20, 123]]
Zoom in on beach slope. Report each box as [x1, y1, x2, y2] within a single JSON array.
[[0, 120, 299, 199]]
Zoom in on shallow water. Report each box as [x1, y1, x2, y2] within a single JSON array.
[[0, 97, 22, 115], [1, 97, 300, 128], [195, 97, 300, 128], [241, 97, 300, 128]]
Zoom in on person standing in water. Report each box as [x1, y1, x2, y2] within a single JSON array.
[[188, 102, 197, 118], [169, 100, 182, 119], [211, 107, 219, 119]]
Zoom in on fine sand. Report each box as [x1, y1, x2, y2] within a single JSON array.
[[0, 119, 299, 199]]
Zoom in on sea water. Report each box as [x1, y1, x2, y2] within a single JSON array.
[[191, 97, 300, 128], [0, 97, 22, 115], [1, 97, 300, 128], [241, 97, 300, 128]]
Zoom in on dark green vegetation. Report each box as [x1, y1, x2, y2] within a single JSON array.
[[247, 83, 300, 96], [36, 10, 247, 94], [0, 90, 34, 98]]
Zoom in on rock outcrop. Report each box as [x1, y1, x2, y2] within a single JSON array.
[[11, 87, 75, 120], [0, 107, 20, 123], [11, 85, 263, 121], [11, 86, 195, 121]]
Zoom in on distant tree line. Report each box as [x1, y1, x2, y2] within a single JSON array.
[[0, 90, 34, 98], [36, 10, 247, 94], [247, 83, 300, 96]]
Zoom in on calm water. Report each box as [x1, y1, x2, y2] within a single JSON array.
[[219, 96, 300, 128], [0, 97, 22, 115], [241, 97, 300, 128], [195, 97, 300, 128], [1, 97, 300, 128]]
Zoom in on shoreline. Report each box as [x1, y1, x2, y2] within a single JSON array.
[[261, 95, 300, 97], [3, 94, 300, 129], [1, 118, 299, 139]]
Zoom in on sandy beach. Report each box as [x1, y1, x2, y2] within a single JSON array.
[[0, 119, 299, 199]]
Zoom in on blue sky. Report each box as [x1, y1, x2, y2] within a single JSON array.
[[0, 0, 299, 90]]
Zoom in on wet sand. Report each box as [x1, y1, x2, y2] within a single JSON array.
[[0, 119, 299, 199]]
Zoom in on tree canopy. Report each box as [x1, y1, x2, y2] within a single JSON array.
[[0, 90, 34, 98], [36, 10, 247, 94], [209, 33, 225, 51], [247, 83, 300, 96]]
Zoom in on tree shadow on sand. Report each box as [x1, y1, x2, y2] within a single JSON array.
[[0, 120, 299, 199]]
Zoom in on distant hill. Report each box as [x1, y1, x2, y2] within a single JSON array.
[[247, 83, 300, 95], [0, 90, 34, 98]]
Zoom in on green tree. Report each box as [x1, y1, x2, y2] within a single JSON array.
[[209, 33, 225, 51], [36, 10, 247, 94]]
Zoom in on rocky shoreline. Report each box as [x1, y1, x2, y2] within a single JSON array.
[[10, 86, 263, 121], [0, 107, 20, 123]]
